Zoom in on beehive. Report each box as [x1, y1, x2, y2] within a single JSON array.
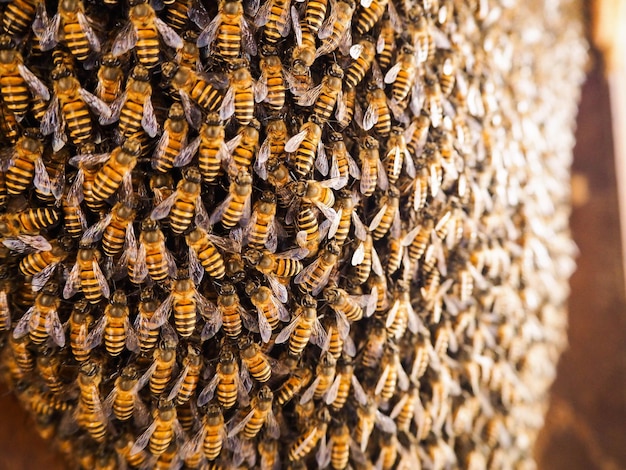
[[0, 0, 586, 468]]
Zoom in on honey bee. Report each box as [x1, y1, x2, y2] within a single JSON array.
[[297, 63, 343, 125], [152, 103, 189, 173], [243, 191, 278, 252], [150, 268, 215, 338], [324, 285, 377, 324], [17, 237, 70, 290], [81, 201, 136, 258], [84, 141, 140, 204], [147, 335, 178, 397], [315, 0, 356, 57], [295, 240, 341, 295], [112, 0, 183, 69], [285, 115, 323, 178], [198, 346, 250, 409], [385, 280, 421, 339], [129, 217, 177, 284], [161, 61, 224, 116], [167, 343, 203, 406], [3, 129, 50, 196], [245, 280, 288, 343], [85, 290, 138, 355], [0, 102, 19, 144], [354, 399, 397, 452], [0, 35, 50, 121], [328, 135, 361, 193], [276, 294, 326, 356], [351, 233, 384, 285], [68, 299, 92, 363], [43, 65, 111, 150], [344, 36, 375, 88], [103, 364, 150, 424], [95, 54, 123, 105], [151, 166, 203, 235], [225, 119, 260, 174], [228, 385, 280, 439], [258, 438, 280, 469], [299, 352, 337, 403], [292, 178, 339, 223], [384, 44, 418, 105], [287, 407, 330, 462], [39, 0, 101, 62], [289, 16, 315, 92], [354, 0, 388, 35], [424, 72, 443, 128], [276, 366, 313, 406], [182, 402, 226, 463], [14, 283, 65, 347], [326, 421, 350, 469], [239, 335, 284, 383], [186, 226, 235, 281], [256, 46, 287, 112], [196, 0, 257, 61], [76, 361, 109, 442], [375, 17, 395, 70], [358, 135, 388, 197], [220, 59, 255, 125], [362, 81, 392, 136], [2, 0, 38, 37], [165, 0, 197, 33], [8, 334, 34, 378], [64, 243, 109, 304], [243, 247, 307, 303], [369, 186, 400, 240], [132, 398, 183, 457], [36, 347, 65, 394], [209, 170, 253, 228], [375, 344, 410, 402]]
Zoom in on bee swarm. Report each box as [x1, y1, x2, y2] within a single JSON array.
[[0, 0, 586, 469]]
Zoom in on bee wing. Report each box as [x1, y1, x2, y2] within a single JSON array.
[[323, 374, 342, 405], [377, 157, 389, 191], [167, 363, 190, 402], [274, 315, 300, 344], [351, 240, 365, 266], [77, 11, 100, 51], [149, 294, 173, 330], [362, 102, 380, 130], [334, 309, 351, 339], [112, 21, 138, 57], [310, 317, 327, 348], [44, 308, 65, 348], [141, 96, 158, 138], [40, 13, 61, 51], [296, 83, 323, 107], [155, 17, 183, 49], [41, 95, 60, 136], [188, 0, 211, 29], [384, 63, 402, 84], [257, 306, 274, 343], [299, 376, 321, 404], [208, 193, 234, 226], [32, 262, 59, 292], [350, 212, 366, 241], [17, 65, 50, 101], [241, 18, 257, 56], [197, 14, 221, 48], [374, 364, 391, 396], [327, 208, 341, 240], [315, 141, 329, 176], [350, 43, 364, 59], [368, 203, 389, 232], [197, 374, 220, 407], [375, 411, 397, 434], [13, 307, 35, 339], [254, 73, 268, 103], [85, 315, 107, 350], [386, 0, 403, 32], [318, 2, 337, 39], [293, 257, 319, 285], [93, 259, 110, 299], [63, 262, 81, 299], [284, 129, 308, 153], [371, 246, 383, 276], [178, 89, 202, 129], [152, 131, 170, 169], [175, 135, 201, 169], [131, 420, 158, 456], [79, 88, 113, 123], [219, 87, 235, 121], [227, 408, 256, 438], [125, 318, 140, 353], [150, 191, 177, 221], [81, 213, 114, 245], [254, 0, 272, 27], [188, 245, 204, 285]]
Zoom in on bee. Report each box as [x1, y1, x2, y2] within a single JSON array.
[[209, 170, 253, 228], [167, 343, 203, 406], [258, 438, 280, 469], [327, 355, 366, 412], [315, 0, 355, 57], [295, 203, 321, 256], [363, 81, 392, 136], [176, 112, 226, 184], [354, 0, 388, 35], [327, 422, 350, 470], [36, 347, 65, 394], [76, 361, 108, 442], [4, 129, 50, 196], [406, 112, 430, 158], [295, 240, 341, 295], [151, 166, 203, 235], [242, 191, 278, 252], [375, 345, 410, 402], [225, 119, 261, 173], [324, 285, 376, 323], [116, 434, 150, 469], [0, 102, 19, 143], [289, 18, 315, 92], [328, 135, 361, 193], [112, 0, 183, 69], [164, 0, 196, 33], [351, 233, 383, 285], [197, 0, 257, 62], [239, 336, 279, 383], [81, 201, 136, 258], [297, 63, 343, 125], [256, 46, 287, 112], [152, 103, 189, 173], [104, 364, 150, 423], [85, 290, 138, 355], [228, 385, 279, 440], [369, 186, 400, 240], [13, 283, 65, 347], [287, 408, 330, 462], [39, 0, 101, 62], [302, 0, 328, 34], [64, 243, 109, 304], [198, 346, 249, 408], [199, 404, 226, 461], [384, 44, 418, 104], [385, 281, 420, 339], [161, 61, 224, 116], [276, 294, 326, 356], [0, 35, 50, 121], [344, 36, 376, 88], [149, 337, 178, 397], [8, 334, 34, 376], [437, 49, 456, 96], [68, 299, 92, 362], [292, 179, 339, 223], [358, 136, 388, 197], [245, 280, 288, 343], [285, 115, 323, 178], [150, 268, 214, 338], [1, 0, 38, 36], [407, 216, 434, 264], [132, 398, 183, 457], [18, 237, 70, 287], [299, 352, 337, 403], [130, 217, 176, 284], [376, 432, 399, 469], [243, 247, 307, 303], [276, 366, 313, 406], [96, 54, 124, 105], [108, 64, 158, 139], [43, 65, 111, 149], [424, 72, 443, 128], [134, 288, 160, 354], [354, 399, 397, 452], [375, 17, 395, 70], [220, 59, 255, 125], [186, 226, 234, 281]]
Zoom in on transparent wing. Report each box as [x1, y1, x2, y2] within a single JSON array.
[[150, 192, 177, 220], [219, 87, 235, 121], [41, 96, 60, 136], [63, 262, 81, 299], [197, 14, 220, 48], [141, 96, 158, 138], [93, 260, 110, 299], [13, 307, 34, 339], [296, 83, 323, 107], [77, 11, 100, 51], [40, 13, 61, 51], [79, 88, 113, 122], [18, 65, 50, 100], [46, 309, 66, 347], [85, 315, 107, 350], [112, 22, 138, 57], [284, 129, 308, 153], [155, 17, 183, 49], [148, 294, 173, 330]]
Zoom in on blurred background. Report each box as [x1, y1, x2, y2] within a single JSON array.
[[0, 12, 624, 470]]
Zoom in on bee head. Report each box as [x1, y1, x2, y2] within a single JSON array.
[[122, 139, 142, 157], [328, 62, 344, 79], [130, 64, 150, 82], [160, 61, 179, 81], [182, 166, 202, 184], [51, 65, 71, 81], [0, 34, 15, 51], [101, 53, 120, 68]]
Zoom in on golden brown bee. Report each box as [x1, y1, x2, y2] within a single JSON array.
[[424, 72, 444, 128], [287, 408, 330, 462], [214, 282, 243, 338], [36, 347, 65, 395], [384, 44, 418, 104], [85, 290, 137, 356], [161, 61, 223, 115], [324, 285, 374, 323], [295, 203, 320, 256], [0, 102, 19, 144], [243, 280, 286, 343], [132, 398, 182, 457], [285, 115, 323, 178], [90, 139, 141, 202], [13, 283, 65, 347], [327, 135, 360, 195], [295, 240, 341, 295], [4, 129, 48, 196], [105, 364, 148, 422], [336, 85, 355, 128], [369, 186, 400, 241], [0, 36, 49, 121], [276, 367, 313, 406], [39, 0, 101, 62], [354, 0, 389, 35], [165, 0, 194, 33], [229, 385, 279, 440], [177, 112, 227, 184], [112, 0, 182, 69], [325, 356, 363, 412], [96, 54, 123, 105], [358, 135, 388, 197], [300, 352, 337, 403], [199, 404, 226, 461], [226, 120, 260, 173], [315, 0, 356, 57], [375, 344, 409, 403], [221, 59, 255, 125], [344, 36, 376, 88], [152, 103, 189, 173], [167, 343, 203, 405], [68, 299, 92, 363], [76, 361, 107, 442], [254, 0, 290, 44], [151, 166, 202, 235], [8, 334, 34, 378], [256, 46, 287, 112], [149, 336, 178, 397], [186, 226, 233, 281], [115, 433, 150, 469], [198, 346, 248, 409], [239, 336, 275, 383], [243, 191, 278, 251], [275, 294, 325, 356], [131, 218, 176, 284], [64, 243, 109, 304], [297, 63, 343, 125], [362, 81, 392, 137], [113, 64, 158, 140], [2, 0, 38, 37], [354, 399, 397, 452], [209, 170, 253, 228], [18, 237, 69, 280], [302, 0, 328, 34], [197, 0, 256, 62]]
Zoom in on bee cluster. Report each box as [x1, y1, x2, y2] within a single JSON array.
[[0, 0, 585, 468]]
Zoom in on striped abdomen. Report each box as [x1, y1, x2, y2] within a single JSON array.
[[18, 208, 60, 232], [354, 0, 388, 35], [392, 68, 414, 102], [199, 143, 221, 183], [263, 0, 289, 43], [191, 79, 222, 112], [136, 25, 160, 69], [150, 361, 174, 397], [196, 241, 226, 279], [28, 311, 48, 345], [92, 161, 130, 202], [113, 390, 135, 421], [145, 244, 168, 281], [313, 87, 340, 124], [150, 423, 174, 455], [173, 295, 196, 338], [119, 98, 144, 139], [2, 0, 37, 36], [265, 73, 285, 111], [166, 2, 189, 32], [170, 196, 196, 235], [216, 22, 241, 61], [222, 196, 247, 228], [103, 223, 127, 257], [234, 87, 253, 125], [293, 129, 320, 177], [304, 0, 328, 33], [104, 322, 126, 356], [80, 267, 103, 303], [6, 155, 36, 194], [64, 21, 91, 61], [0, 73, 29, 118], [19, 250, 57, 276], [61, 97, 92, 145]]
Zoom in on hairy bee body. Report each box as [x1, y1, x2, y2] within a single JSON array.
[[92, 141, 141, 202], [288, 409, 329, 461], [150, 341, 177, 397], [198, 114, 226, 183], [59, 2, 94, 62], [202, 404, 225, 460], [219, 170, 253, 229], [149, 401, 178, 456], [218, 283, 243, 338], [291, 118, 322, 178], [136, 292, 159, 353], [19, 242, 68, 276], [69, 301, 92, 363], [75, 246, 107, 303], [172, 278, 199, 338], [6, 134, 42, 194], [186, 227, 226, 279], [355, 0, 388, 35], [297, 204, 320, 255], [165, 0, 191, 32], [0, 62, 29, 119], [276, 368, 312, 406], [230, 123, 259, 171], [212, 1, 245, 61], [259, 51, 286, 110], [128, 3, 162, 69], [164, 62, 223, 113], [2, 0, 37, 36], [240, 338, 272, 383], [330, 422, 350, 469], [153, 103, 188, 173], [103, 292, 130, 356], [247, 192, 277, 250], [96, 54, 123, 104], [303, 0, 328, 33], [175, 345, 202, 405], [344, 38, 375, 88], [170, 169, 201, 235], [51, 68, 93, 146], [102, 204, 135, 257]]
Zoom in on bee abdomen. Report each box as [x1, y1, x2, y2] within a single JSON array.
[[170, 199, 196, 234], [173, 299, 196, 338], [136, 27, 160, 69], [64, 23, 91, 61], [0, 74, 29, 117]]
